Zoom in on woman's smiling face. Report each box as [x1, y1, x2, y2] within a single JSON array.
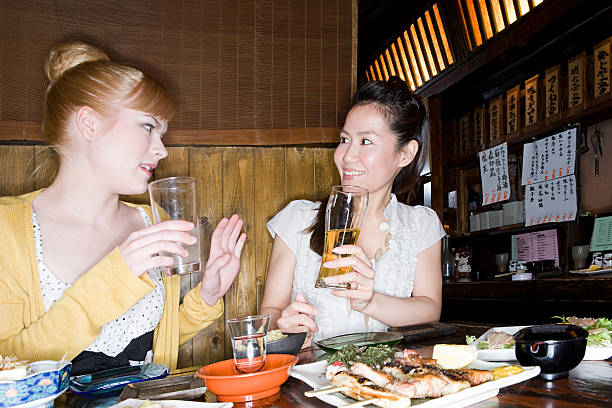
[[334, 103, 412, 195]]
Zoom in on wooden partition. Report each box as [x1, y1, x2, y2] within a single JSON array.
[[0, 144, 339, 368]]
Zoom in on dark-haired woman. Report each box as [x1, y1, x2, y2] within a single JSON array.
[[260, 77, 444, 347]]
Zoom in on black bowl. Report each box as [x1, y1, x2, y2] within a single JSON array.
[[513, 324, 588, 381], [267, 332, 307, 356]]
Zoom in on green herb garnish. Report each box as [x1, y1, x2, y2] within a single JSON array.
[[327, 344, 394, 369]]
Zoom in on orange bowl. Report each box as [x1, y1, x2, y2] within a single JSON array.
[[196, 354, 298, 402]]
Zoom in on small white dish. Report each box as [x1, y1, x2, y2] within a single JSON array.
[[111, 398, 233, 408]]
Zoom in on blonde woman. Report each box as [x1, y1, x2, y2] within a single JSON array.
[[0, 42, 246, 374]]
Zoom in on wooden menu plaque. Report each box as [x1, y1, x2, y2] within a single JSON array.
[[488, 95, 503, 146], [567, 52, 586, 113], [458, 113, 471, 157], [524, 74, 539, 128], [505, 85, 520, 139], [473, 104, 487, 151], [545, 65, 560, 122], [593, 37, 611, 102]]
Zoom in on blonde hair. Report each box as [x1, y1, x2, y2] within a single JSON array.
[[38, 41, 174, 178]]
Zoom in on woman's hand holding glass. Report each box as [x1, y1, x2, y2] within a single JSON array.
[[277, 293, 320, 348], [119, 220, 198, 277], [200, 214, 247, 306], [322, 244, 375, 313]]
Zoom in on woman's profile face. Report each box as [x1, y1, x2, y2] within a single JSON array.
[[89, 107, 168, 195], [334, 103, 407, 196]]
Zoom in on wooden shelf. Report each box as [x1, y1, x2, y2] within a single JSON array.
[[445, 98, 612, 170], [450, 220, 572, 240]]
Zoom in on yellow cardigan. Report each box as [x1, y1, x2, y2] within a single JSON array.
[[0, 190, 223, 370]]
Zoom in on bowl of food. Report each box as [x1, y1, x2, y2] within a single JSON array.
[[196, 354, 298, 402], [0, 357, 71, 408], [266, 330, 307, 356], [513, 324, 588, 380]]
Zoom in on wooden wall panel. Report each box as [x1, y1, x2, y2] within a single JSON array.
[[286, 147, 315, 202], [222, 148, 256, 357], [314, 147, 340, 200], [188, 147, 224, 367], [254, 148, 285, 309]]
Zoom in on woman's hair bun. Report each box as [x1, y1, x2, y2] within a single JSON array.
[[44, 41, 109, 84]]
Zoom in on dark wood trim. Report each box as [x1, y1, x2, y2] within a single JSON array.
[[0, 121, 340, 146], [428, 5, 451, 69], [419, 0, 609, 98], [444, 97, 612, 169], [420, 13, 443, 75], [437, 0, 470, 64], [427, 97, 444, 220]]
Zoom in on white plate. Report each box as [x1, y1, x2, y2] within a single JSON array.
[[7, 388, 67, 408], [476, 326, 612, 361], [291, 360, 539, 408], [111, 399, 232, 408]]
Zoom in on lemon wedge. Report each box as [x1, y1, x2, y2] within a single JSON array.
[[432, 344, 478, 369], [588, 264, 601, 271]]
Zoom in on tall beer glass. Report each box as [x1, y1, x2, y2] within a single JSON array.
[[315, 185, 368, 288], [148, 177, 201, 275]]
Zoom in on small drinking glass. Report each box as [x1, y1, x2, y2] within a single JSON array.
[[227, 314, 270, 373], [571, 245, 589, 269], [495, 253, 509, 273], [315, 185, 369, 289], [148, 176, 201, 275]]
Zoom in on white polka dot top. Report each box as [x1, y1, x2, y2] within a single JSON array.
[[33, 207, 166, 357]]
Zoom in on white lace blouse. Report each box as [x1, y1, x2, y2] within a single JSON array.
[[267, 194, 445, 341], [33, 207, 165, 357]]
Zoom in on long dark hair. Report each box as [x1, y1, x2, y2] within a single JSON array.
[[307, 77, 429, 255]]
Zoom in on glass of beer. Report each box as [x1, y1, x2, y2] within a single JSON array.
[[315, 185, 368, 289], [148, 176, 201, 275]]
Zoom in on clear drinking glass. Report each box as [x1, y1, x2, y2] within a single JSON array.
[[148, 176, 201, 275], [227, 314, 270, 373], [315, 185, 369, 289]]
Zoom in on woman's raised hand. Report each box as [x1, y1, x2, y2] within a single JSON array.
[[119, 220, 198, 277], [200, 214, 247, 305], [322, 245, 375, 313], [277, 293, 320, 348]]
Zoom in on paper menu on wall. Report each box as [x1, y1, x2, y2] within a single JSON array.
[[521, 128, 577, 185], [513, 229, 559, 266], [524, 175, 577, 226], [591, 216, 612, 252], [479, 143, 510, 206]]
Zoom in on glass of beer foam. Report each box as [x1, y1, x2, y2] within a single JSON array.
[[315, 185, 368, 289]]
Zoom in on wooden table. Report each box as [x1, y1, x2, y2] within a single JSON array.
[[63, 322, 611, 407], [226, 322, 612, 408]]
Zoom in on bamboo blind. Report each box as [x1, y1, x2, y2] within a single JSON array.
[[0, 0, 354, 145]]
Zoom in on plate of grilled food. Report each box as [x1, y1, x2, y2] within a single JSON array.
[[292, 344, 539, 407]]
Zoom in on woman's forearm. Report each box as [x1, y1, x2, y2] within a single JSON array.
[[362, 292, 441, 327], [259, 305, 283, 330]]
